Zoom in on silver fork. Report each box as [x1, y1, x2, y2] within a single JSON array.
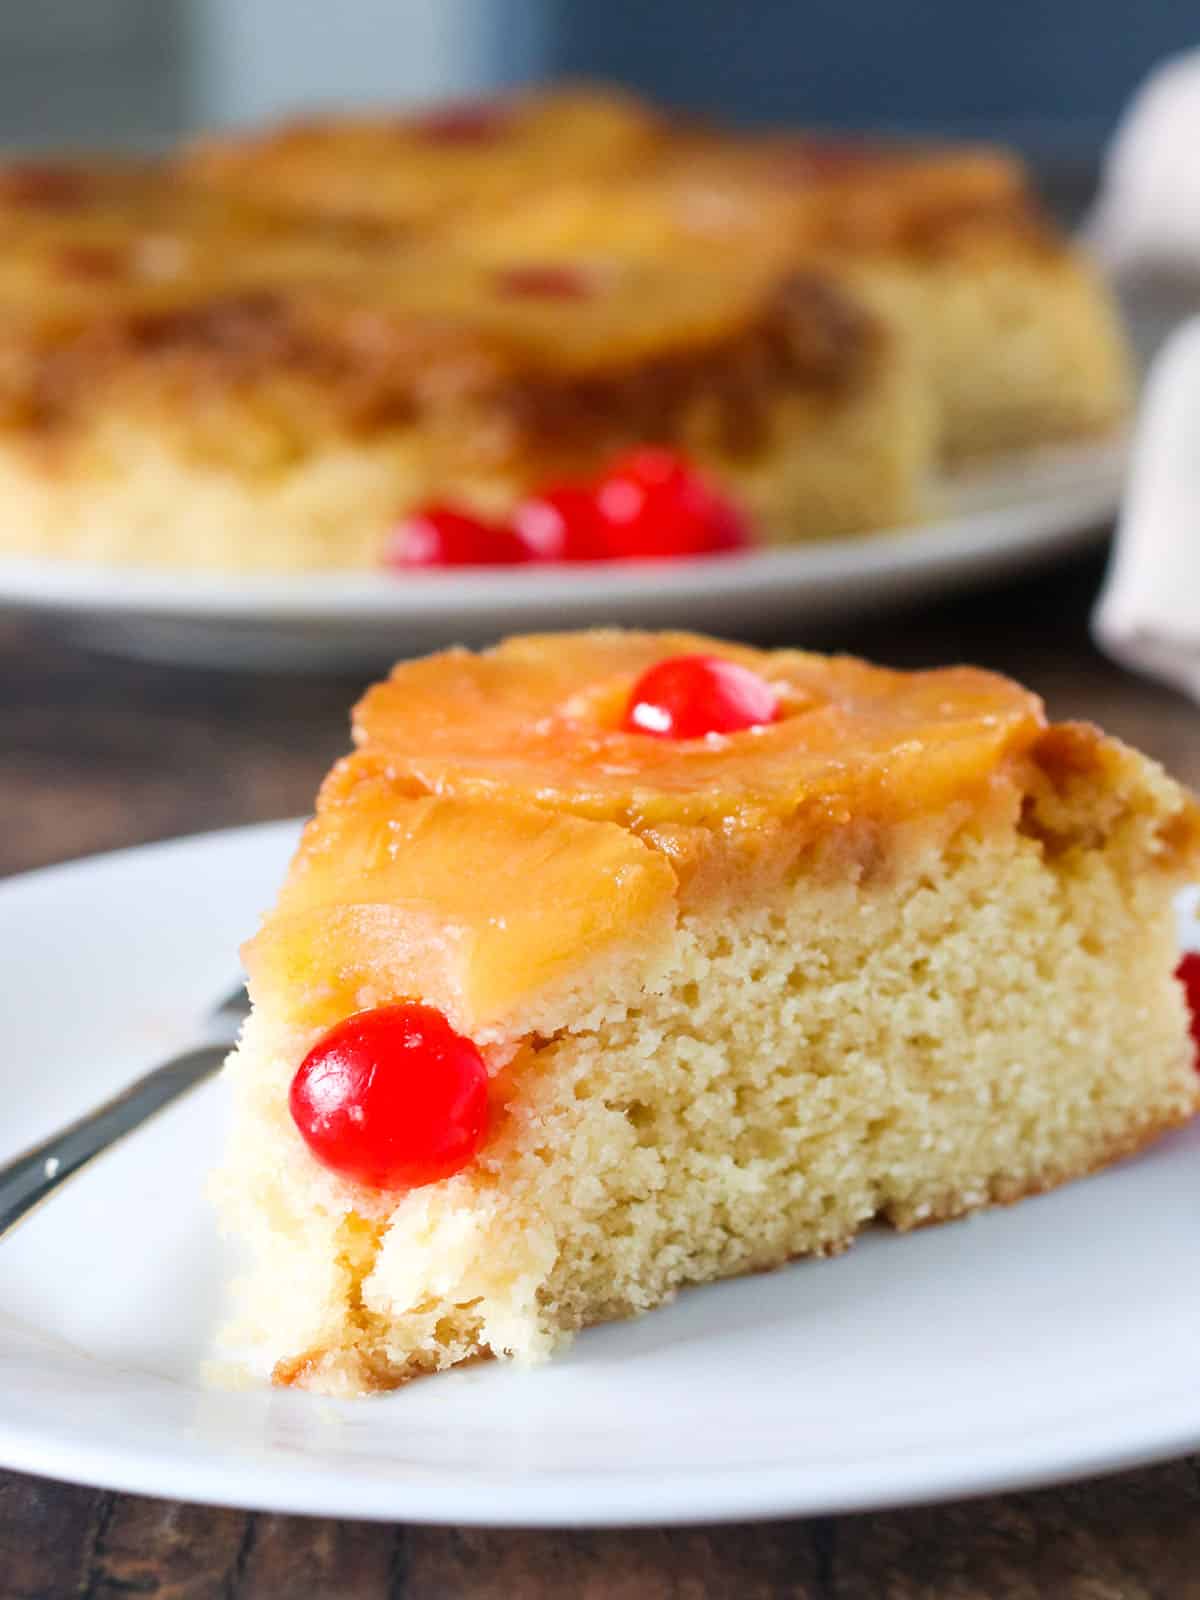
[[0, 984, 250, 1239]]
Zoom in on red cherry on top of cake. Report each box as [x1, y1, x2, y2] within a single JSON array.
[[623, 654, 781, 739], [510, 484, 608, 562], [1175, 953, 1200, 1066], [289, 1003, 490, 1189], [382, 450, 751, 568], [594, 447, 751, 560], [383, 505, 527, 569]]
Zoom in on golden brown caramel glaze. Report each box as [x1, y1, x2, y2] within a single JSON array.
[[0, 153, 373, 435], [184, 85, 668, 228], [0, 143, 880, 458], [679, 132, 1046, 258], [0, 188, 880, 472], [247, 632, 1200, 1036], [347, 630, 1048, 831], [1022, 720, 1200, 872], [247, 784, 677, 1034], [0, 154, 316, 278], [434, 119, 1126, 473], [185, 84, 1035, 262], [447, 130, 1056, 272]]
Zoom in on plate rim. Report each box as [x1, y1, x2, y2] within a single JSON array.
[[0, 436, 1127, 624], [0, 1362, 1196, 1527]]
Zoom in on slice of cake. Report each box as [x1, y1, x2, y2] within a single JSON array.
[[0, 156, 926, 569], [216, 631, 1200, 1393]]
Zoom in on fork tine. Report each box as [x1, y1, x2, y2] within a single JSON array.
[[213, 983, 251, 1025]]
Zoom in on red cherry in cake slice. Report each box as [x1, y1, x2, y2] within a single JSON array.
[[622, 654, 780, 738], [1175, 952, 1200, 1065], [289, 1003, 490, 1188], [511, 484, 609, 562], [383, 505, 527, 568], [594, 447, 752, 560]]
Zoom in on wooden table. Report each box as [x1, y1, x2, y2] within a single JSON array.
[[3, 548, 1200, 1599]]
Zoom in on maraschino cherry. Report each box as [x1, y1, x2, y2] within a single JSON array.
[[382, 449, 754, 568], [1175, 953, 1200, 1066], [511, 484, 608, 562], [622, 654, 780, 739], [289, 1003, 490, 1189], [383, 505, 527, 569], [595, 447, 751, 560]]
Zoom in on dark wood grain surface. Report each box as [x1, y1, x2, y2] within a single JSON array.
[[3, 548, 1200, 1599]]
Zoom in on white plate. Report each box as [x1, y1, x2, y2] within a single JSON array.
[[0, 438, 1126, 669], [1, 821, 1196, 1527]]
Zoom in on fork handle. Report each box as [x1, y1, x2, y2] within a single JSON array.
[[0, 1043, 228, 1239]]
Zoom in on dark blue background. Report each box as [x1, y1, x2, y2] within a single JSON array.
[[540, 2, 1195, 155]]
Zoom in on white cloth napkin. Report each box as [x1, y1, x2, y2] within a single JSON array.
[[1089, 50, 1200, 276], [1093, 316, 1200, 700]]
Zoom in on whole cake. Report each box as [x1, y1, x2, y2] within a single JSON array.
[[0, 85, 1129, 572], [216, 631, 1200, 1393], [0, 151, 922, 570]]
